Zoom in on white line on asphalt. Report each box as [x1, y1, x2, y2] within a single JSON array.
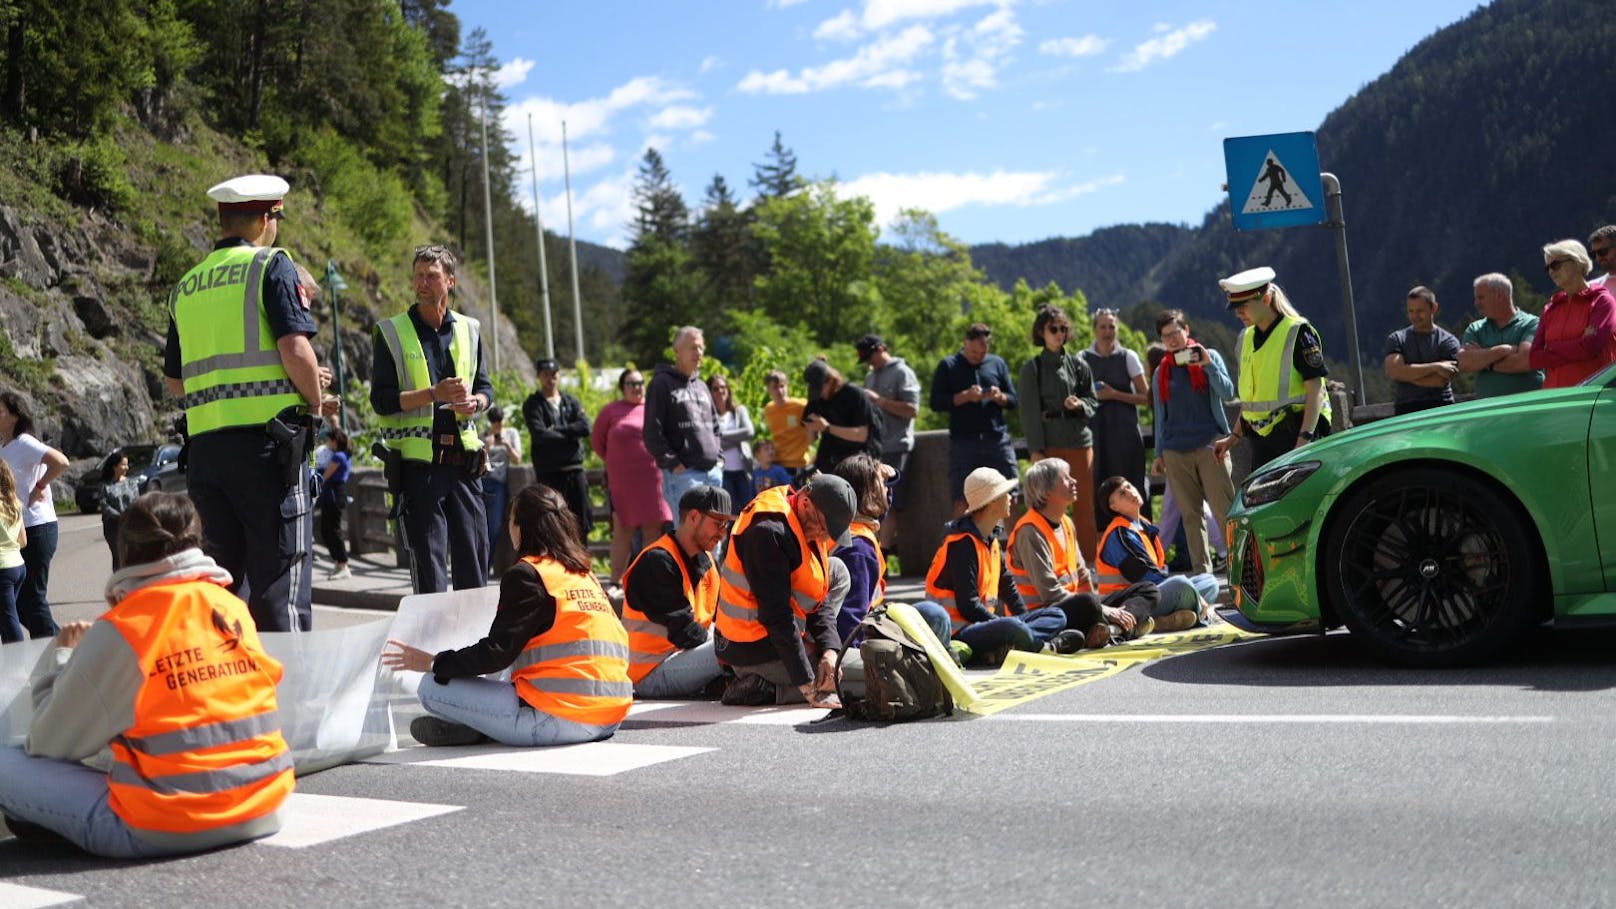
[[992, 714, 1555, 723], [0, 882, 82, 907], [363, 741, 714, 775], [259, 793, 462, 848]]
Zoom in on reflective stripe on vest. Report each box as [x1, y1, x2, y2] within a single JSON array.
[[847, 522, 886, 609], [1237, 316, 1332, 436], [374, 311, 484, 462], [510, 556, 633, 726], [620, 534, 719, 683], [1007, 509, 1083, 605], [173, 246, 304, 434], [714, 486, 830, 644], [101, 579, 291, 836], [1093, 515, 1166, 595], [924, 530, 1004, 635]]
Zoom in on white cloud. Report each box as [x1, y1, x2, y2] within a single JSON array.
[[494, 58, 536, 88], [840, 169, 1124, 225], [814, 9, 861, 40], [649, 105, 714, 130], [1109, 19, 1215, 73], [737, 25, 934, 94], [862, 0, 1002, 32], [941, 55, 996, 99], [689, 129, 715, 146], [770, 0, 813, 7], [1038, 35, 1107, 58], [699, 55, 722, 73]]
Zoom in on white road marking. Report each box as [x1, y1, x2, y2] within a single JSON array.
[[992, 714, 1555, 724], [258, 793, 462, 848], [0, 883, 82, 907], [364, 741, 713, 775], [627, 702, 830, 726]]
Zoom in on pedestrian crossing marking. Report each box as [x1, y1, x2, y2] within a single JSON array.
[[363, 740, 713, 776], [625, 702, 831, 727], [1240, 149, 1314, 213], [259, 793, 462, 848], [0, 883, 82, 907]]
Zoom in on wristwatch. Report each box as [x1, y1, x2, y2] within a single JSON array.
[[1298, 428, 1317, 441]]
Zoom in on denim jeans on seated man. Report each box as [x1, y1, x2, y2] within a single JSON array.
[[661, 465, 724, 528], [953, 605, 1069, 664], [1155, 574, 1220, 617], [634, 640, 724, 699], [416, 676, 616, 747]]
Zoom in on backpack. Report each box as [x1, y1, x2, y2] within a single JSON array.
[[834, 607, 954, 722]]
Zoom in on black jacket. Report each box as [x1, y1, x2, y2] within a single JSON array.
[[523, 390, 590, 471]]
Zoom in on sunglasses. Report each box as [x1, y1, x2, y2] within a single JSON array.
[[624, 380, 644, 388], [1593, 246, 1614, 259], [1545, 259, 1573, 274], [1049, 324, 1071, 335]]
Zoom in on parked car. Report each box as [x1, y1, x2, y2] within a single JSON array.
[[74, 444, 183, 513], [1224, 363, 1616, 667]]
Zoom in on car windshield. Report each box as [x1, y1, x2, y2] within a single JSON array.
[[120, 445, 160, 472]]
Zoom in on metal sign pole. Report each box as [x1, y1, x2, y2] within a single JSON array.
[[1321, 173, 1366, 408]]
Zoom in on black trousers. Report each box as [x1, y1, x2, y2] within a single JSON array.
[[1245, 410, 1332, 474], [400, 461, 488, 594], [320, 493, 348, 564], [536, 467, 594, 544], [189, 431, 313, 632]]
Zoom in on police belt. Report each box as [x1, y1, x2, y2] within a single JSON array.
[[1042, 409, 1083, 420], [432, 448, 470, 467]]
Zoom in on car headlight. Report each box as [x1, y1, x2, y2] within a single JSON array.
[[1240, 461, 1322, 507]]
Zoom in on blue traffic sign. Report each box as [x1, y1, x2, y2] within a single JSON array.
[[1223, 132, 1327, 232]]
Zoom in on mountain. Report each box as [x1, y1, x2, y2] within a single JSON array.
[[970, 223, 1195, 306], [969, 0, 1616, 376]]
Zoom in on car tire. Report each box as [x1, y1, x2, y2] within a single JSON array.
[[1321, 467, 1541, 667]]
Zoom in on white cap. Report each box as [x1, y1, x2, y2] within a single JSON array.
[[1219, 266, 1276, 307], [206, 174, 289, 213], [962, 467, 1018, 514]]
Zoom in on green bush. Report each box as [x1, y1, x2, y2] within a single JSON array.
[[300, 131, 413, 260], [53, 137, 136, 211]]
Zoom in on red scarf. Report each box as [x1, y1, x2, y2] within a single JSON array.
[[1155, 342, 1208, 404]]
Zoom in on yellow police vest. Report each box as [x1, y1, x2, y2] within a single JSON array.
[[171, 245, 304, 435], [375, 311, 484, 463], [1237, 314, 1332, 436]]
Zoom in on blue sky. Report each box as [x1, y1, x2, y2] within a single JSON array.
[[453, 0, 1485, 250]]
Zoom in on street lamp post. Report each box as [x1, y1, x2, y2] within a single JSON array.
[[324, 260, 349, 432]]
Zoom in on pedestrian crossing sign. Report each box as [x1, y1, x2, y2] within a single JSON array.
[[1223, 132, 1327, 232]]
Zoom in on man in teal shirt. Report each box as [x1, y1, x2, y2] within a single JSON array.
[[1458, 272, 1544, 397]]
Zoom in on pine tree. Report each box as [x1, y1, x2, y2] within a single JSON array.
[[749, 130, 802, 199], [621, 148, 698, 365], [691, 174, 760, 317]]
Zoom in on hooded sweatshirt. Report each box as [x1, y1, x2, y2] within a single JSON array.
[[642, 363, 722, 471]]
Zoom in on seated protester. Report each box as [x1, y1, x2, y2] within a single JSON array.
[[382, 484, 631, 747], [713, 474, 858, 708], [1095, 476, 1220, 631], [831, 453, 953, 646], [1009, 457, 1144, 649], [0, 492, 292, 858], [620, 485, 734, 699], [925, 467, 1088, 666]]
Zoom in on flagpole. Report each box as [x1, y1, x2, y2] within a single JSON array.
[[527, 113, 555, 360], [479, 88, 500, 373], [562, 119, 585, 364]]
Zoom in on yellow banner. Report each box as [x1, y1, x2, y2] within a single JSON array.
[[957, 625, 1263, 716]]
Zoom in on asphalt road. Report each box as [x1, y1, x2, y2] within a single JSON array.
[[5, 515, 1616, 907]]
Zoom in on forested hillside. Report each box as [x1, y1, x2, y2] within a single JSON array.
[[974, 0, 1614, 371], [970, 224, 1194, 307]]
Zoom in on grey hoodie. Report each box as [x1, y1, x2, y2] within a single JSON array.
[[642, 363, 722, 471]]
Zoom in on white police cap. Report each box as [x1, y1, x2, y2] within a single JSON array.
[[1219, 266, 1276, 307], [206, 174, 289, 213]]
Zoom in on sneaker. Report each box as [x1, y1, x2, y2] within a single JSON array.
[[1129, 616, 1155, 639], [948, 640, 973, 668], [978, 644, 1012, 668], [1153, 609, 1199, 633], [327, 566, 352, 580], [720, 674, 776, 706], [1042, 629, 1087, 655], [1085, 624, 1115, 649], [409, 715, 486, 747]]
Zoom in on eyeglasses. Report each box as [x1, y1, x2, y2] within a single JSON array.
[[1545, 259, 1573, 274], [1593, 246, 1614, 260], [1049, 325, 1071, 335], [624, 380, 644, 388]]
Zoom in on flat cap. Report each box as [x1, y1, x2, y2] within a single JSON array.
[[207, 174, 289, 215], [1219, 266, 1276, 308]]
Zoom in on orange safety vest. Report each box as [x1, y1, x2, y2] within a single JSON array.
[[102, 579, 293, 836], [1094, 515, 1166, 595], [924, 529, 1006, 635], [510, 556, 633, 726], [1007, 509, 1090, 605], [715, 485, 830, 644], [619, 534, 718, 683], [846, 521, 886, 610]]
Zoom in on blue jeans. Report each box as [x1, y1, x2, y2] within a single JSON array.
[[722, 468, 755, 510], [482, 475, 509, 558], [909, 600, 953, 645], [0, 746, 192, 858], [1156, 575, 1219, 615], [661, 465, 724, 526], [416, 676, 617, 747], [947, 436, 1017, 502], [634, 640, 723, 699], [0, 563, 24, 643], [18, 520, 57, 638]]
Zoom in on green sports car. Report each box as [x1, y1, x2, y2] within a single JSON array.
[[1223, 364, 1616, 666]]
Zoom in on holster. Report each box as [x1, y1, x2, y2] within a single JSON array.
[[467, 447, 490, 479], [371, 441, 405, 502], [266, 406, 316, 490]]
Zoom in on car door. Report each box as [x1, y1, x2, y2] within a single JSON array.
[[1591, 384, 1616, 591]]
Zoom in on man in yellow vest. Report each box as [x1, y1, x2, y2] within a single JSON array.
[[713, 474, 856, 708], [1221, 266, 1332, 472], [370, 245, 493, 594], [620, 484, 734, 698], [162, 174, 336, 633]]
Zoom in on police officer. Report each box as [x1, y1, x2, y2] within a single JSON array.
[[370, 244, 493, 594], [1220, 266, 1332, 472], [163, 174, 335, 633]]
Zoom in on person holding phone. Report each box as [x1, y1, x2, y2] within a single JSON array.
[[1018, 304, 1101, 560], [1150, 310, 1236, 576]]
